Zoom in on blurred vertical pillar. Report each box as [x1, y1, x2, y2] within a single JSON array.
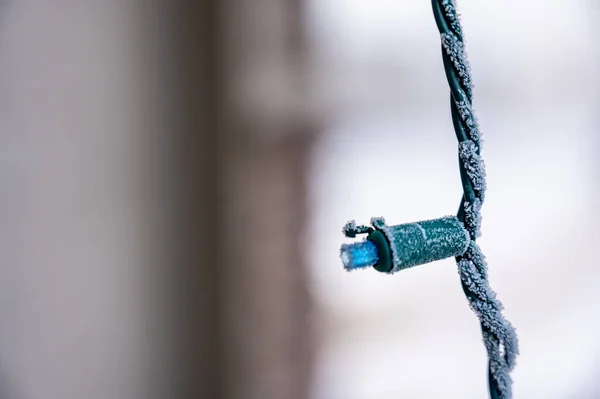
[[217, 1, 316, 399], [0, 1, 222, 399], [0, 0, 314, 398]]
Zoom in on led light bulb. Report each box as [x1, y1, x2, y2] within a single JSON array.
[[340, 240, 379, 270]]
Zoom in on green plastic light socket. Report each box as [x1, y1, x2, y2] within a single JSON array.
[[368, 216, 470, 273]]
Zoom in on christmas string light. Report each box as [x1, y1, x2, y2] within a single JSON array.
[[340, 2, 519, 397]]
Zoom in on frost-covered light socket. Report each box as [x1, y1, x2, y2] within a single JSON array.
[[340, 216, 470, 273]]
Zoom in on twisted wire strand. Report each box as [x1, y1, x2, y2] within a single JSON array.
[[431, 1, 519, 398]]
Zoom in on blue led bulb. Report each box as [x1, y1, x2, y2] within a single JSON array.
[[340, 240, 379, 270]]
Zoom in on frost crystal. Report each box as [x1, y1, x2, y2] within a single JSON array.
[[342, 220, 372, 238], [484, 334, 513, 398], [342, 220, 357, 237], [441, 0, 463, 39], [464, 242, 488, 278], [459, 140, 487, 194], [441, 33, 473, 98], [463, 198, 482, 238], [453, 98, 481, 143], [438, 2, 519, 396], [458, 249, 519, 398]]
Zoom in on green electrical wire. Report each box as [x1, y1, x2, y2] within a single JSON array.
[[431, 1, 518, 397], [339, 1, 519, 397]]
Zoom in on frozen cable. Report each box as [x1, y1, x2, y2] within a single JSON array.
[[338, 2, 518, 398], [432, 1, 519, 397]]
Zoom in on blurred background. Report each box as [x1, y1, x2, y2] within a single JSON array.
[[0, 1, 598, 398]]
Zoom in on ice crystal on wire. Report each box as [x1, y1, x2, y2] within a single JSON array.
[[453, 98, 481, 143], [466, 296, 505, 337], [458, 258, 495, 303], [459, 244, 520, 373], [434, 1, 519, 396], [502, 319, 519, 370], [459, 140, 487, 193], [440, 33, 473, 98], [463, 198, 482, 238], [484, 334, 513, 399], [342, 220, 372, 238], [441, 0, 463, 39], [464, 242, 488, 278], [342, 220, 357, 237]]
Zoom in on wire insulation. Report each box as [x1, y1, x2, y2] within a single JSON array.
[[431, 1, 519, 398]]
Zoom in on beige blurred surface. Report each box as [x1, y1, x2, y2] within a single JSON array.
[[0, 2, 217, 398], [0, 1, 312, 399]]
